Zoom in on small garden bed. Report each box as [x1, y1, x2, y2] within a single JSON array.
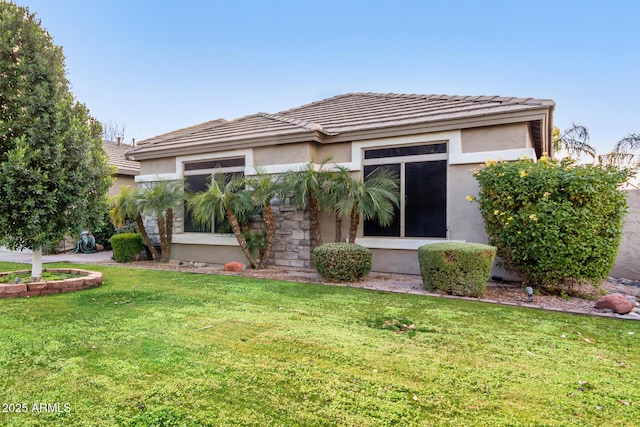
[[0, 268, 102, 298]]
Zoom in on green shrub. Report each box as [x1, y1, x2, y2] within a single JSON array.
[[418, 242, 496, 297], [313, 243, 372, 282], [472, 156, 631, 292], [110, 233, 144, 263]]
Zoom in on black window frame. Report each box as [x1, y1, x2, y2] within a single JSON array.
[[362, 143, 448, 239], [183, 157, 245, 234]]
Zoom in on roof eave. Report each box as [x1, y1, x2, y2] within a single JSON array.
[[322, 108, 553, 144], [126, 131, 324, 161]]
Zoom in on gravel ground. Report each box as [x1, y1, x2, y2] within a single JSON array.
[[99, 259, 640, 319]]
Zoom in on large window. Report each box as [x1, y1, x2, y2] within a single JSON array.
[[363, 143, 447, 238], [183, 157, 245, 233]]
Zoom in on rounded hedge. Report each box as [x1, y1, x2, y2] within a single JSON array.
[[418, 242, 496, 297], [110, 233, 143, 263], [312, 243, 372, 282]]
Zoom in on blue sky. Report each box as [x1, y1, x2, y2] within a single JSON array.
[[17, 0, 639, 153]]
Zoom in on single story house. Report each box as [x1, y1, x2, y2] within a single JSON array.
[[126, 92, 555, 274], [103, 139, 140, 196]]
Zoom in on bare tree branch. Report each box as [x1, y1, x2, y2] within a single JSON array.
[[101, 121, 126, 142]]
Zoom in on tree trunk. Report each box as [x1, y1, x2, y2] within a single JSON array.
[[157, 214, 169, 263], [135, 214, 159, 260], [164, 208, 174, 262], [259, 204, 276, 268], [348, 210, 360, 244], [227, 208, 258, 269], [334, 214, 342, 243], [309, 194, 322, 248], [31, 247, 43, 280]]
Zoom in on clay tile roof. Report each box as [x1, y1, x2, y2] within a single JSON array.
[[128, 92, 554, 158], [103, 140, 140, 175]]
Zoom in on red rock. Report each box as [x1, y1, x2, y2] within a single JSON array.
[[595, 294, 635, 314], [224, 262, 245, 272]]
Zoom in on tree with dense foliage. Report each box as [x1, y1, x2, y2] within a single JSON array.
[[0, 3, 113, 279], [472, 156, 631, 293]]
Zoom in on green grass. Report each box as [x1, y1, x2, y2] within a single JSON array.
[[0, 261, 638, 426]]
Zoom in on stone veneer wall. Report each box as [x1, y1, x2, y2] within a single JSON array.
[[249, 199, 312, 269], [141, 196, 312, 268]]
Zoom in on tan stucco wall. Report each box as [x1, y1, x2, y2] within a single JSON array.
[[171, 244, 244, 264], [315, 142, 352, 163], [140, 157, 176, 175], [461, 123, 531, 153], [611, 189, 640, 279], [254, 144, 312, 166], [447, 165, 487, 243], [108, 174, 137, 197], [369, 249, 421, 274]]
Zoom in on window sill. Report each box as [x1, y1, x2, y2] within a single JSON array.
[[172, 233, 239, 246], [355, 238, 465, 250]]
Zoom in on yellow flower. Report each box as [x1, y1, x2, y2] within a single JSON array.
[[508, 216, 513, 221], [543, 192, 550, 197], [466, 195, 476, 202], [520, 170, 527, 178], [494, 210, 500, 216], [521, 154, 530, 160], [529, 214, 538, 221]]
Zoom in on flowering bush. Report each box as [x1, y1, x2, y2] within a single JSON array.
[[472, 156, 631, 292]]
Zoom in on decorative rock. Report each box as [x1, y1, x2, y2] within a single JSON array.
[[595, 294, 635, 314], [224, 262, 245, 272], [95, 243, 104, 251]]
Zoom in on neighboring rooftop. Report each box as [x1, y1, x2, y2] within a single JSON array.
[[103, 140, 140, 176], [128, 92, 555, 159]]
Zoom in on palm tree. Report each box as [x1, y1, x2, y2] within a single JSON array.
[[140, 180, 185, 262], [335, 167, 400, 243], [282, 158, 331, 249], [188, 173, 258, 268], [109, 186, 160, 260], [324, 165, 356, 243], [552, 124, 597, 159], [244, 168, 282, 268], [600, 133, 640, 167]]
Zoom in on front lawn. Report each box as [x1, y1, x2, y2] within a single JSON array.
[[0, 262, 638, 426]]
